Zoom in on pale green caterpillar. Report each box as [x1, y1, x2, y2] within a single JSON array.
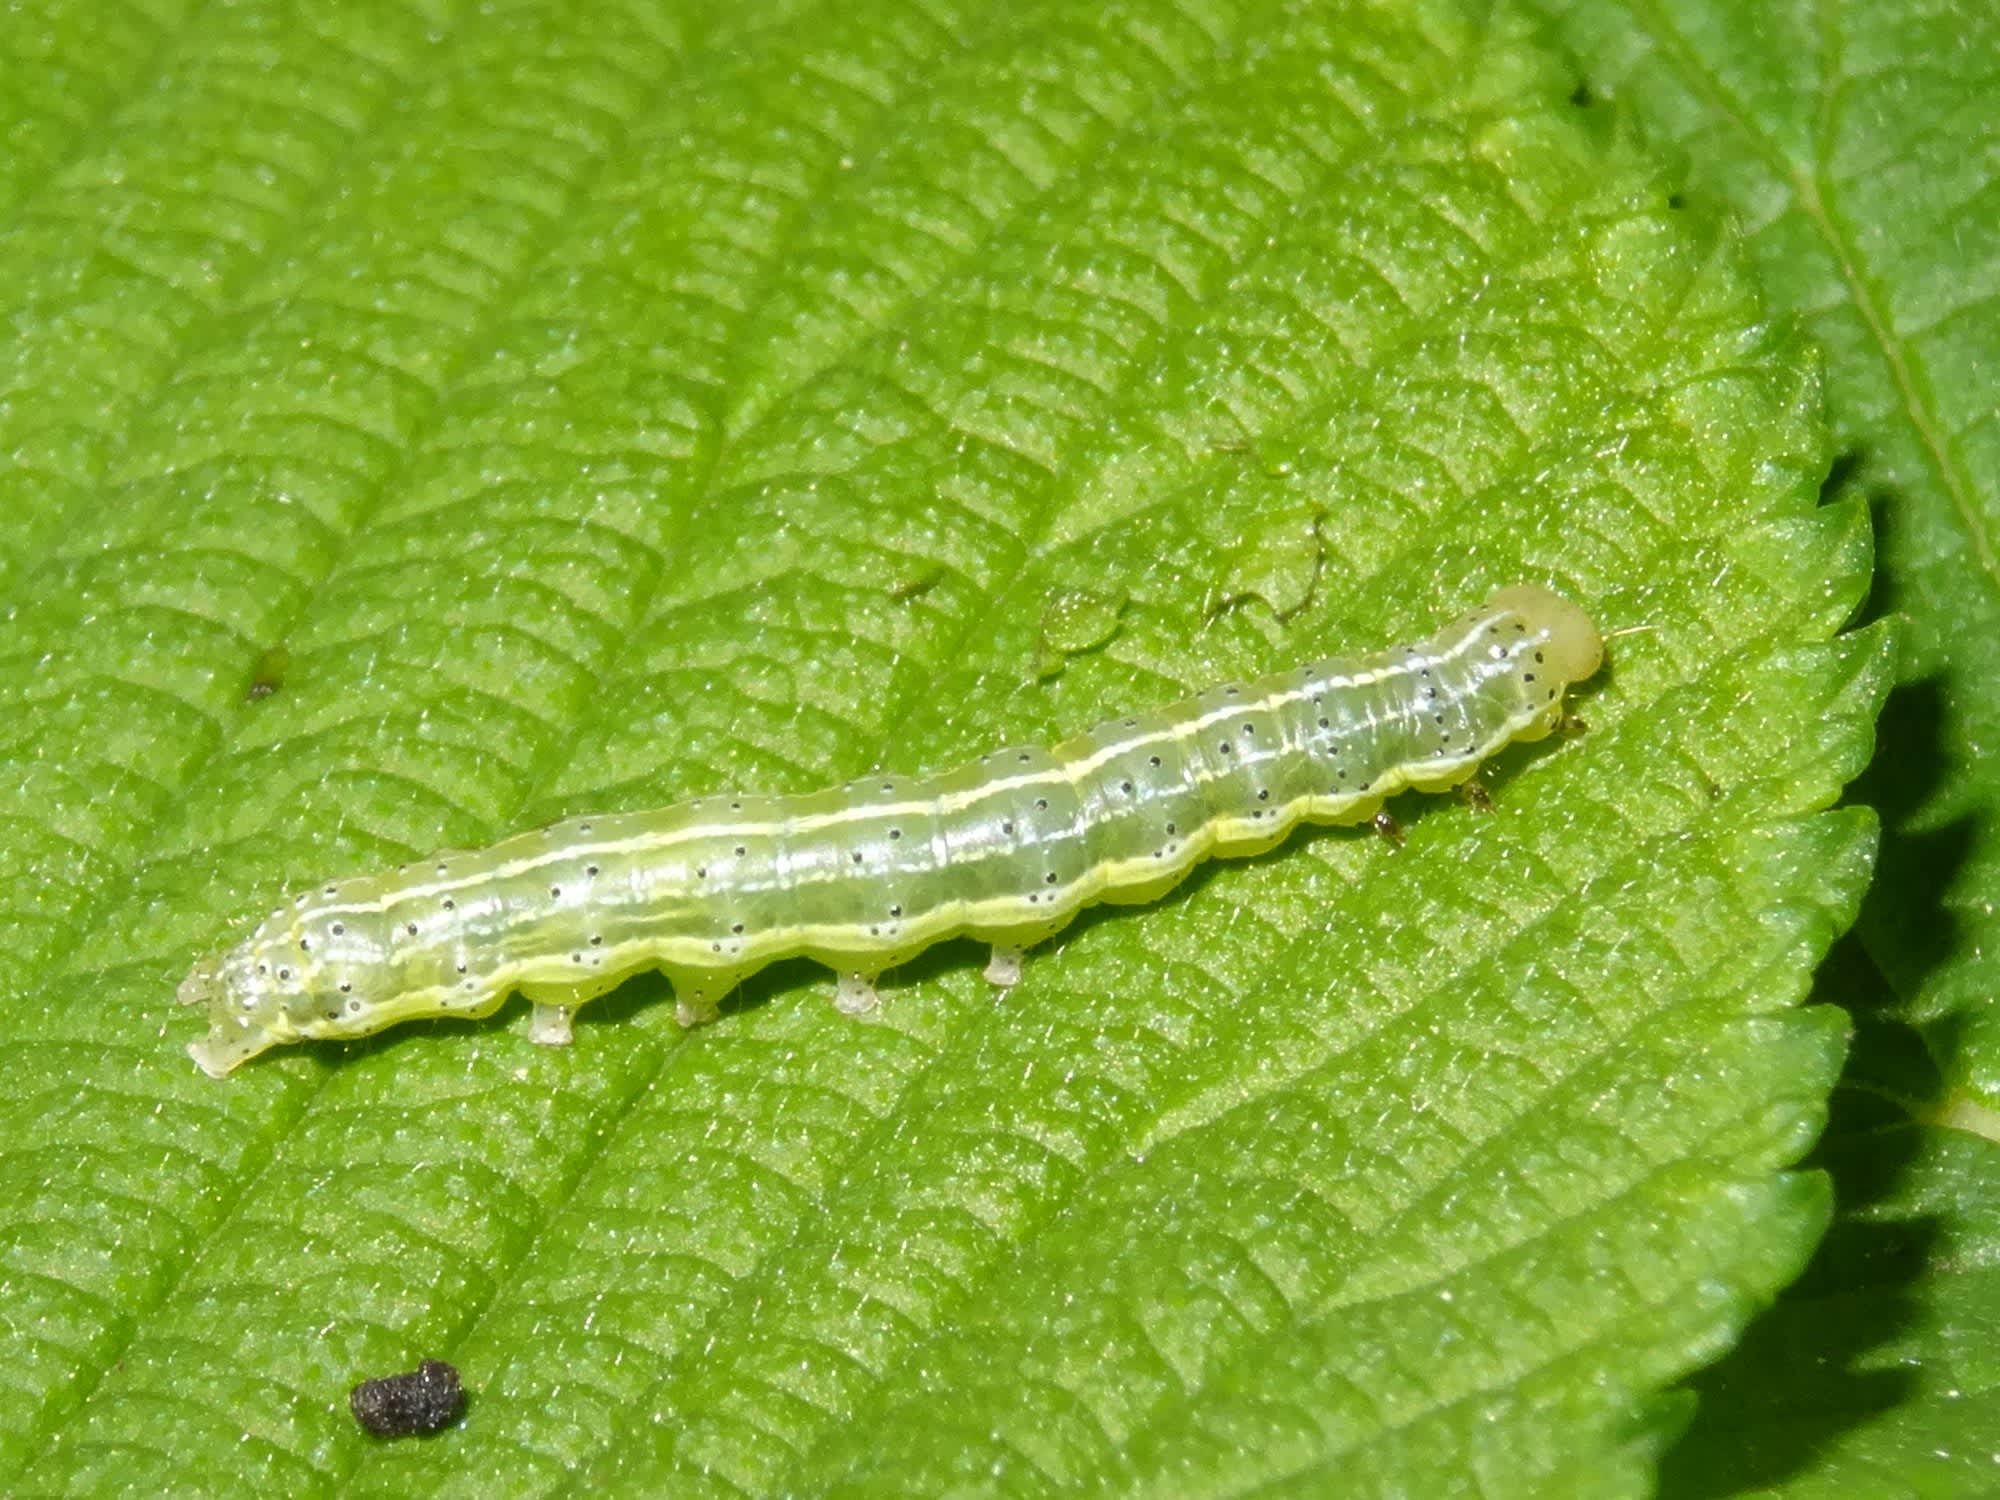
[[180, 585, 1602, 1077]]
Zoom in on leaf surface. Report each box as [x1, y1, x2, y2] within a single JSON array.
[[1520, 1, 2000, 1492], [0, 2, 1882, 1495]]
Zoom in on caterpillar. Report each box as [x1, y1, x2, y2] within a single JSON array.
[[179, 584, 1602, 1078]]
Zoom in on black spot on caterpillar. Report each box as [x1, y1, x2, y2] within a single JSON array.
[[180, 585, 1603, 1077], [349, 1359, 466, 1438]]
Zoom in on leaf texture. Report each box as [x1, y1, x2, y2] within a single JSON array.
[[0, 1, 1883, 1495], [1521, 0, 2000, 1492]]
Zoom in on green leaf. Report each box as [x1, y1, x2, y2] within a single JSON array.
[[0, 2, 1883, 1496], [1518, 1, 2000, 1494]]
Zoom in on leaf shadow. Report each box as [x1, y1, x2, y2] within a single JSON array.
[[1657, 457, 1973, 1492], [1655, 964, 1938, 1498], [1844, 454, 1981, 1069], [1851, 674, 1971, 1032]]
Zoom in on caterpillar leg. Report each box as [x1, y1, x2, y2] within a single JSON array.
[[529, 1003, 573, 1046], [177, 955, 221, 1008], [833, 971, 880, 1016], [983, 946, 1024, 987], [1456, 780, 1494, 814], [663, 965, 737, 1027], [674, 997, 719, 1027], [521, 979, 612, 1046], [1371, 809, 1404, 847]]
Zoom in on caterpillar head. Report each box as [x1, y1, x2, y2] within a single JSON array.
[[1485, 583, 1602, 687]]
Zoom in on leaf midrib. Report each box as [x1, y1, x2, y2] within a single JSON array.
[[1624, 0, 1998, 595]]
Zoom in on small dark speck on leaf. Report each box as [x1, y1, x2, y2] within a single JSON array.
[[245, 644, 290, 701], [350, 1359, 466, 1438]]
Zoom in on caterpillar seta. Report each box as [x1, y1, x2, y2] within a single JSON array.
[[180, 584, 1602, 1077]]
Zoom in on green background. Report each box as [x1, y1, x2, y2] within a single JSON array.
[[0, 0, 1988, 1495]]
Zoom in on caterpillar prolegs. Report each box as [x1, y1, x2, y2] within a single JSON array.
[[179, 585, 1603, 1077]]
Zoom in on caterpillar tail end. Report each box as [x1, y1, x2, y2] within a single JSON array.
[[187, 1014, 289, 1078], [188, 1034, 255, 1080], [179, 953, 288, 1079]]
